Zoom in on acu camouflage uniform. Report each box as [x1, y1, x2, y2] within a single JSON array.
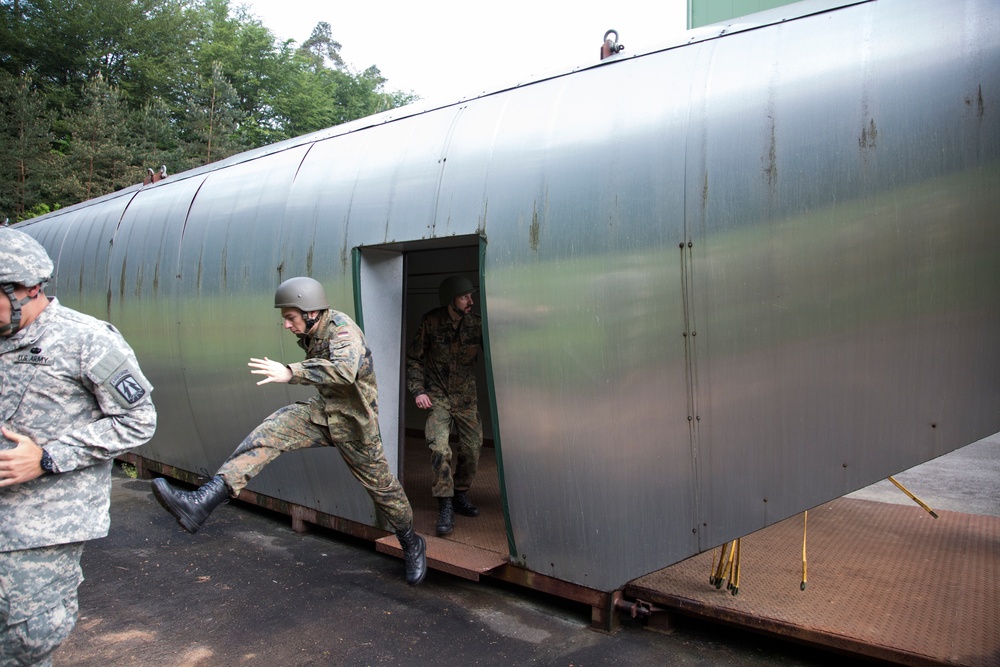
[[1, 298, 156, 667], [406, 307, 483, 498], [216, 309, 413, 531]]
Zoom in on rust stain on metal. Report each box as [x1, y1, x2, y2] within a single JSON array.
[[859, 118, 878, 150], [965, 84, 985, 119], [119, 257, 128, 302], [220, 245, 227, 291], [529, 202, 541, 251], [765, 116, 778, 188]]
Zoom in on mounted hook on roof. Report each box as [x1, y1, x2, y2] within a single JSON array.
[[600, 29, 624, 60], [142, 165, 168, 186]]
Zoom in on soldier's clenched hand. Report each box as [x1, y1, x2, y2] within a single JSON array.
[[249, 357, 293, 385]]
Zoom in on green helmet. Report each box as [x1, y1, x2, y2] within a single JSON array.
[[0, 227, 54, 287], [274, 277, 330, 311], [438, 275, 474, 307]]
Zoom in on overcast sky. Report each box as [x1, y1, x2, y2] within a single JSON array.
[[237, 0, 689, 103]]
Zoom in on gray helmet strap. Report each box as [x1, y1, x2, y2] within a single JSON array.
[[0, 283, 33, 336]]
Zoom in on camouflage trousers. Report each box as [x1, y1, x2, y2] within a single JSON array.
[[0, 543, 84, 667], [425, 397, 483, 498], [216, 402, 413, 532]]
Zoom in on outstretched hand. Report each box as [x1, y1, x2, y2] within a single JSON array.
[[249, 357, 292, 385]]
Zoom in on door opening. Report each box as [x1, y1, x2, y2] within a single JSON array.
[[356, 237, 509, 565]]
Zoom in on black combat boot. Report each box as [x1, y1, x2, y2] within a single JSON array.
[[453, 490, 479, 517], [436, 497, 454, 536], [396, 525, 427, 586], [152, 475, 229, 534]]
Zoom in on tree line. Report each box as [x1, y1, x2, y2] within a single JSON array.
[[0, 0, 417, 223]]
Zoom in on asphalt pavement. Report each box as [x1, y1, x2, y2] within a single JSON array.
[[54, 430, 998, 666], [56, 473, 850, 666]]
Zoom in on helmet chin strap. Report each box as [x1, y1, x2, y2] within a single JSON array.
[[0, 284, 33, 336], [304, 311, 320, 331]]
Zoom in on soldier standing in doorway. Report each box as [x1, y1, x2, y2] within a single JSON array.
[[406, 275, 484, 536]]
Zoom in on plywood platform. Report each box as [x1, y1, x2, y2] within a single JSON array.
[[627, 498, 1000, 667], [395, 436, 511, 579], [376, 533, 507, 581]]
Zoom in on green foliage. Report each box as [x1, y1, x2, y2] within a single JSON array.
[[179, 60, 247, 166], [0, 0, 420, 222], [0, 70, 55, 220], [58, 73, 140, 202]]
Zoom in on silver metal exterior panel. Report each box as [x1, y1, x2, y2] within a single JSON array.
[[14, 0, 999, 591], [45, 201, 131, 319], [356, 249, 405, 473], [687, 1, 1000, 548], [105, 176, 211, 470], [171, 146, 382, 521], [480, 51, 702, 580]]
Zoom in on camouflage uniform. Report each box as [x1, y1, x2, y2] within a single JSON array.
[[406, 307, 483, 498], [216, 309, 413, 531], [1, 298, 157, 667]]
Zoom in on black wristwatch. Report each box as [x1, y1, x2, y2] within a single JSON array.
[[40, 449, 55, 474]]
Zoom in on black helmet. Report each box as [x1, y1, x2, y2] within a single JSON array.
[[438, 275, 474, 307], [274, 277, 330, 311]]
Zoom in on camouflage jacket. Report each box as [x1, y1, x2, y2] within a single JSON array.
[[406, 307, 482, 408], [287, 309, 380, 443], [0, 298, 156, 551]]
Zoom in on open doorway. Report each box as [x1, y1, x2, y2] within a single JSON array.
[[356, 236, 508, 563]]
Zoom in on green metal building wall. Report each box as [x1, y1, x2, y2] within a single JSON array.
[[688, 0, 799, 28]]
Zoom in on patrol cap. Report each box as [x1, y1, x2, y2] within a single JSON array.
[[0, 227, 54, 287], [274, 276, 330, 311], [439, 275, 474, 307]]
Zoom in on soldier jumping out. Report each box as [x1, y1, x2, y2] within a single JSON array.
[[151, 277, 427, 586]]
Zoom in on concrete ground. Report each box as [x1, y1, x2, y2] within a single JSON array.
[[57, 475, 848, 666], [846, 430, 1000, 517], [54, 431, 997, 666]]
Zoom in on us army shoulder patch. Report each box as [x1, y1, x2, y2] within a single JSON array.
[[110, 368, 147, 405]]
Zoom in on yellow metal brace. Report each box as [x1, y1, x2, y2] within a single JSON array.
[[800, 510, 807, 591], [887, 476, 939, 518]]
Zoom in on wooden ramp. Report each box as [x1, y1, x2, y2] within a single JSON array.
[[388, 435, 511, 581], [376, 534, 507, 581]]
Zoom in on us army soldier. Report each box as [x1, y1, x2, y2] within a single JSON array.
[[0, 227, 157, 667]]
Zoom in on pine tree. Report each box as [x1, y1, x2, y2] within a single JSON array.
[[0, 71, 55, 222], [58, 72, 138, 203]]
